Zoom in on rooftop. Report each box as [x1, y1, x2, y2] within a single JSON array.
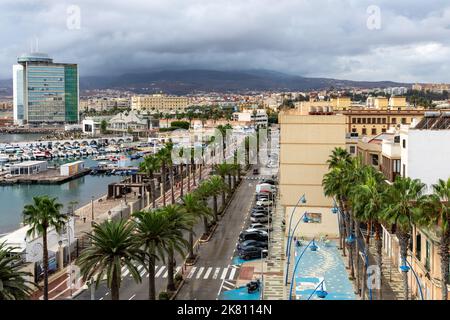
[[10, 160, 47, 167], [17, 52, 53, 63], [413, 111, 450, 130]]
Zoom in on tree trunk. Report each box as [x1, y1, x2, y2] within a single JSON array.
[[148, 255, 156, 300], [354, 220, 361, 295], [111, 267, 120, 300], [398, 231, 410, 300], [203, 217, 209, 235], [199, 163, 202, 181], [439, 231, 450, 300], [42, 228, 49, 300], [180, 164, 184, 198], [227, 174, 232, 197], [187, 164, 191, 192], [162, 163, 166, 207], [192, 162, 196, 186], [150, 173, 156, 208], [188, 229, 195, 260], [170, 166, 175, 204], [167, 247, 176, 292], [213, 196, 218, 222], [375, 222, 383, 300]]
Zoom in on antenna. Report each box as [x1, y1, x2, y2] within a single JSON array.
[[30, 40, 33, 53], [35, 38, 39, 52]]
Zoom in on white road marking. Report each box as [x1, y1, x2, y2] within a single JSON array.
[[228, 267, 236, 280], [99, 297, 104, 300], [162, 270, 168, 278], [129, 294, 136, 300], [122, 269, 130, 277], [196, 267, 205, 279], [187, 267, 197, 279], [203, 267, 213, 279], [220, 267, 229, 280], [212, 267, 220, 279], [155, 266, 166, 277]]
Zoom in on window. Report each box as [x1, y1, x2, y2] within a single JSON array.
[[382, 118, 386, 124], [372, 118, 377, 124], [402, 139, 406, 148], [403, 164, 406, 177], [377, 118, 381, 124], [349, 146, 356, 154], [362, 118, 367, 124], [382, 128, 386, 133], [352, 118, 356, 124], [362, 128, 367, 135], [425, 240, 431, 271], [415, 233, 422, 260], [392, 118, 397, 124], [393, 159, 401, 173], [357, 118, 361, 124], [371, 128, 377, 135], [401, 118, 407, 124], [352, 128, 357, 133], [371, 154, 379, 166]]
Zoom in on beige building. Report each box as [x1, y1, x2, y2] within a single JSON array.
[[131, 94, 189, 113], [279, 110, 346, 238]]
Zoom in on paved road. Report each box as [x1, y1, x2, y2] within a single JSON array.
[[176, 171, 256, 300]]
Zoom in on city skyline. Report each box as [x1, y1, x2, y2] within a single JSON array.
[[1, 1, 450, 83]]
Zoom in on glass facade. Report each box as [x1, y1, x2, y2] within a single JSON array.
[[13, 53, 79, 124], [64, 65, 78, 123], [27, 64, 66, 123]]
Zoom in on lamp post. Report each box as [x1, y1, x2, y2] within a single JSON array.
[[307, 279, 328, 300], [59, 223, 74, 297], [91, 196, 94, 224], [261, 249, 268, 300], [285, 211, 309, 285], [285, 194, 306, 256], [288, 238, 317, 300]]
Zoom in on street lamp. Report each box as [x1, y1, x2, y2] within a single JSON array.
[[261, 249, 268, 300], [285, 194, 306, 256], [288, 238, 317, 300], [285, 211, 309, 285], [307, 279, 328, 300]]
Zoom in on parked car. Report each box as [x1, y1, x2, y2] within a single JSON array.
[[250, 213, 272, 223], [261, 179, 277, 185], [239, 230, 268, 242], [238, 246, 268, 260], [237, 239, 268, 251], [251, 211, 270, 218], [250, 223, 272, 232], [256, 199, 273, 206], [243, 228, 268, 236]]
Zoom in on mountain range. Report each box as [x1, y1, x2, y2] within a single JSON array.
[[0, 69, 409, 96]]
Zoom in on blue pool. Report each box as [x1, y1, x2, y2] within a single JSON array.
[[293, 241, 356, 300]]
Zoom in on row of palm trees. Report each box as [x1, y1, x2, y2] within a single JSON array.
[[323, 147, 450, 300], [0, 166, 238, 300]]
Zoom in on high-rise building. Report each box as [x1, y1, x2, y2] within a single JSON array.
[[13, 52, 79, 125]]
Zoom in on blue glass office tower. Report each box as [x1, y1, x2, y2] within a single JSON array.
[[13, 52, 79, 125]]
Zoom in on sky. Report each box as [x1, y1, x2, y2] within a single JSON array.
[[1, 0, 450, 82]]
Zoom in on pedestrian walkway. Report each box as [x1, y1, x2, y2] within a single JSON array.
[[262, 196, 285, 300], [367, 243, 404, 300], [119, 265, 240, 281]]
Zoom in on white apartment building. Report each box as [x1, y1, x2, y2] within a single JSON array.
[[232, 109, 268, 127], [131, 94, 189, 113]]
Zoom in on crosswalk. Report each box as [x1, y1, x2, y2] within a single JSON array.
[[119, 264, 240, 281]]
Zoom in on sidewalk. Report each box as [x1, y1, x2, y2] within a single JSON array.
[[262, 196, 285, 300]]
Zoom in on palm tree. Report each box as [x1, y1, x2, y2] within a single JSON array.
[[215, 163, 233, 202], [160, 205, 192, 292], [23, 196, 67, 300], [0, 242, 36, 300], [139, 155, 161, 208], [156, 146, 171, 207], [195, 180, 214, 235], [206, 176, 228, 221], [382, 176, 426, 300], [165, 141, 176, 204], [415, 178, 450, 300], [327, 147, 352, 169], [133, 209, 176, 300], [77, 220, 145, 300], [350, 166, 386, 299], [181, 194, 212, 260]]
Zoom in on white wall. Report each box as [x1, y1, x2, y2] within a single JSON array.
[[404, 129, 450, 192]]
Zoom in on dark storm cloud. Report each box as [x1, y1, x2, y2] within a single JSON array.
[[1, 0, 450, 82]]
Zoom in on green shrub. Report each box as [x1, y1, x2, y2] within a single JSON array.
[[159, 291, 170, 300]]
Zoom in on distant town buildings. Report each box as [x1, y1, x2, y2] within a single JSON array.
[[13, 52, 79, 125], [131, 94, 189, 113], [232, 109, 268, 127], [412, 83, 450, 93]]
